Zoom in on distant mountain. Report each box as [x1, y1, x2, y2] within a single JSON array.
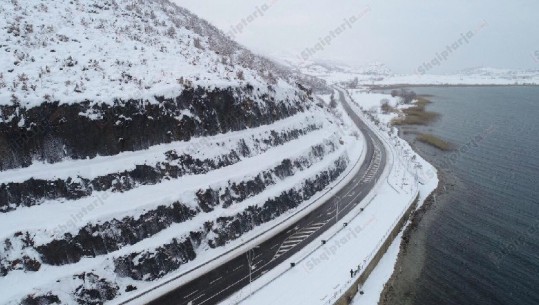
[[275, 57, 393, 77], [288, 58, 539, 86], [456, 66, 539, 79], [285, 60, 393, 86]]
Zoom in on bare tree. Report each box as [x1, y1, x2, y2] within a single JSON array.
[[380, 98, 391, 113], [236, 69, 245, 80], [329, 92, 338, 108], [193, 37, 203, 49], [166, 26, 176, 38]]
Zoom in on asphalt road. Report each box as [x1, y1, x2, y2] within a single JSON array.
[[142, 89, 387, 305]]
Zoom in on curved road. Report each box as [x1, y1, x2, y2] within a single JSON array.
[[133, 89, 387, 305]]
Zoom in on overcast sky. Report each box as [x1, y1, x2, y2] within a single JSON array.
[[176, 0, 539, 73]]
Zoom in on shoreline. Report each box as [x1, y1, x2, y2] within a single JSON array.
[[377, 131, 466, 305], [374, 87, 456, 304], [389, 93, 453, 151], [366, 83, 539, 90], [374, 86, 449, 305], [377, 170, 444, 305]]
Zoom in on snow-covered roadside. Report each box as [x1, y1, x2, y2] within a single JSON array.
[[351, 170, 438, 305], [350, 169, 437, 305], [215, 89, 438, 305], [346, 89, 438, 305], [351, 232, 402, 305]]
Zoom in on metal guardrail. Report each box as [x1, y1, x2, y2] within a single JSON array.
[[325, 193, 418, 305]]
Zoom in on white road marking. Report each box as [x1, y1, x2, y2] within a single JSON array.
[[184, 290, 198, 299], [272, 221, 328, 259], [291, 233, 311, 239], [191, 293, 205, 302], [210, 277, 222, 285], [282, 239, 300, 246]]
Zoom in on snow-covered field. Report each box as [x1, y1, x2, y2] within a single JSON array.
[[217, 89, 438, 305], [293, 61, 539, 86], [359, 70, 539, 86]]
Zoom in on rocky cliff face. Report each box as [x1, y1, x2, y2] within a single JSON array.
[[0, 1, 359, 304], [0, 85, 307, 170]]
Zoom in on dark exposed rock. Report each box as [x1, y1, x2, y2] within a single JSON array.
[[0, 178, 92, 212], [199, 141, 338, 211], [73, 272, 119, 305], [22, 255, 41, 272], [0, 124, 321, 212], [0, 235, 42, 276], [1, 140, 338, 278], [20, 293, 61, 305], [36, 202, 196, 266], [0, 86, 307, 171], [196, 188, 221, 212], [114, 238, 196, 281]]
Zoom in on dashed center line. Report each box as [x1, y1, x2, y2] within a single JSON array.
[[184, 290, 198, 299], [191, 293, 205, 303], [209, 277, 222, 285]]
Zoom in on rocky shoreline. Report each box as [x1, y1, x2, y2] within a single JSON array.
[[371, 87, 449, 305], [377, 146, 462, 304]]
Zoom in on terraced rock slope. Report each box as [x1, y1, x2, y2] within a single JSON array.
[[0, 0, 361, 304]]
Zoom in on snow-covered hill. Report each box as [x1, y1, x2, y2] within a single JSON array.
[[300, 61, 392, 77], [0, 0, 328, 108], [0, 1, 359, 304], [276, 58, 393, 81]]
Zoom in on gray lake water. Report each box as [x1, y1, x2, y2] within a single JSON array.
[[395, 86, 539, 305]]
